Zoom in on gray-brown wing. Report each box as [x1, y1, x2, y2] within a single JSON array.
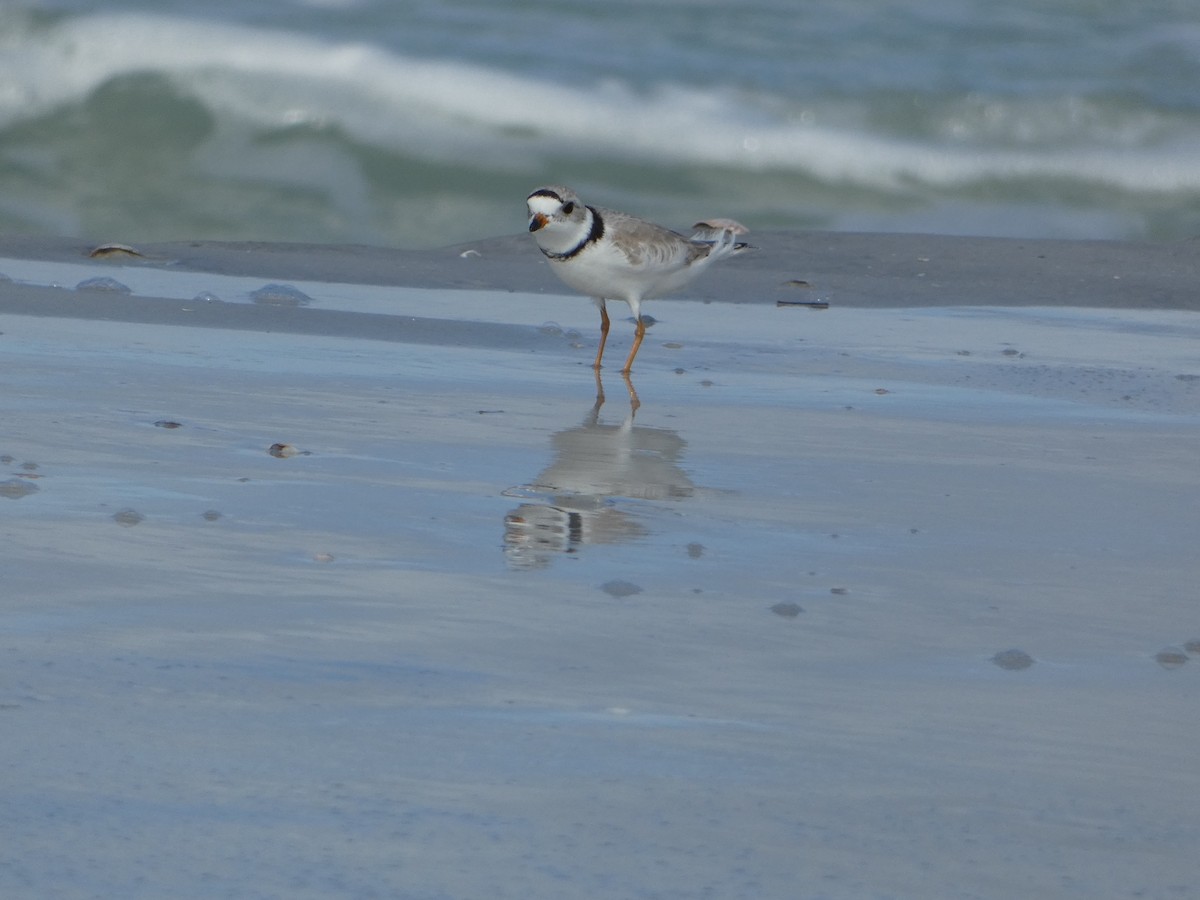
[[597, 207, 710, 269]]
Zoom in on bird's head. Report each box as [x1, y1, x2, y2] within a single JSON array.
[[526, 185, 586, 235]]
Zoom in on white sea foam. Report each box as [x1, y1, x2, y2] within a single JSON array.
[[3, 10, 1199, 197]]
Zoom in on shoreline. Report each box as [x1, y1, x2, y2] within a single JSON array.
[[2, 230, 1198, 312]]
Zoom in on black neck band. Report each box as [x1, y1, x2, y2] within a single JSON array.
[[541, 206, 605, 261]]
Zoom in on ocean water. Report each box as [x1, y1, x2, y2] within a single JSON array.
[[2, 0, 1199, 248]]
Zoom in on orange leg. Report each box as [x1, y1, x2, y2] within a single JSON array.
[[593, 301, 610, 370], [620, 315, 646, 375]]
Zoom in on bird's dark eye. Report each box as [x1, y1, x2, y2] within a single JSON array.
[[562, 201, 575, 214]]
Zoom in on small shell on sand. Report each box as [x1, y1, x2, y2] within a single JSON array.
[[88, 242, 143, 259], [269, 443, 302, 458], [0, 478, 39, 499], [112, 508, 144, 527], [692, 218, 749, 235]]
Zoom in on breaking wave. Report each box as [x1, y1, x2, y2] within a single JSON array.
[[2, 9, 1199, 243]]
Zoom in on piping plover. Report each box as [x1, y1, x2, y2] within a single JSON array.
[[526, 185, 749, 373]]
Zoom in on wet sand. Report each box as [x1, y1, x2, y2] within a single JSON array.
[[2, 232, 1198, 898], [3, 229, 1199, 310]]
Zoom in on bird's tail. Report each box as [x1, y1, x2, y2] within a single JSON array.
[[691, 218, 753, 258]]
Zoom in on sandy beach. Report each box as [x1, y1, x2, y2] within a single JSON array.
[[2, 232, 1198, 898]]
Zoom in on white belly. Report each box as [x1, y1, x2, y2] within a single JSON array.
[[549, 242, 705, 303]]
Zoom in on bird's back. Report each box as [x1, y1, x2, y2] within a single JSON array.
[[560, 207, 723, 301]]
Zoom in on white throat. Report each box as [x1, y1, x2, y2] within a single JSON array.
[[534, 206, 595, 258]]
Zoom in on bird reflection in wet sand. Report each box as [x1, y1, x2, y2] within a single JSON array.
[[503, 375, 694, 569]]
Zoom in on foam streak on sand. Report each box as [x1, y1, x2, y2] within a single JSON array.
[[1, 234, 1199, 897]]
